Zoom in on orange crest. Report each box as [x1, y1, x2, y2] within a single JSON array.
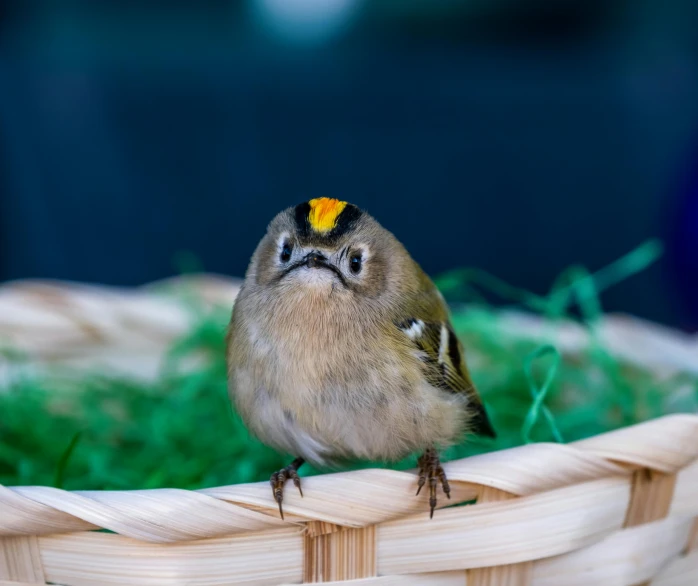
[[307, 198, 348, 233]]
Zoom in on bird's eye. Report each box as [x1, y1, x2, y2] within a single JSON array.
[[349, 252, 362, 274], [280, 242, 293, 263]]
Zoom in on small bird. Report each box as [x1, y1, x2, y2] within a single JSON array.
[[226, 198, 495, 518]]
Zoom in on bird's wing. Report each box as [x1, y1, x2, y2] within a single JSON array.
[[395, 287, 496, 438]]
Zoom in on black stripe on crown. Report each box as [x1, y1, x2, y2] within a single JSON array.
[[294, 202, 312, 238], [331, 203, 363, 237], [293, 201, 363, 241]]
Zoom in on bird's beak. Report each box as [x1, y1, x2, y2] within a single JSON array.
[[276, 250, 347, 287], [305, 252, 329, 269]]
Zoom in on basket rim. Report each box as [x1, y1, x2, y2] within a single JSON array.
[[2, 412, 697, 544]]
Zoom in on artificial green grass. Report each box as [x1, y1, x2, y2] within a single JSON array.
[[0, 239, 696, 491]]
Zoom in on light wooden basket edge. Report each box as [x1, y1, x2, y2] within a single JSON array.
[[1, 413, 698, 585]]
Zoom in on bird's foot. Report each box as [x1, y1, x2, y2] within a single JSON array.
[[415, 448, 450, 518], [270, 457, 305, 519]]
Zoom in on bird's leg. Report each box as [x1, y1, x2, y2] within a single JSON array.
[[415, 448, 450, 518], [270, 457, 305, 519]]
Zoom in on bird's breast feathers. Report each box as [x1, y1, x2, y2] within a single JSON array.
[[229, 309, 475, 465]]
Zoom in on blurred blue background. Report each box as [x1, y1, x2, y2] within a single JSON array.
[[1, 0, 698, 329]]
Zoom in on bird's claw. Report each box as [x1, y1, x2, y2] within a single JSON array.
[[269, 458, 304, 520], [416, 448, 450, 518]]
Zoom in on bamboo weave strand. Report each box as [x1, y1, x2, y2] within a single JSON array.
[[466, 487, 533, 586]]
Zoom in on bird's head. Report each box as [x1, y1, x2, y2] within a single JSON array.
[[251, 197, 404, 299]]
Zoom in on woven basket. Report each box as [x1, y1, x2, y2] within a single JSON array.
[[1, 276, 697, 586]]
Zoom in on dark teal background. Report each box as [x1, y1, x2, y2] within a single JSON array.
[[1, 1, 697, 328]]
